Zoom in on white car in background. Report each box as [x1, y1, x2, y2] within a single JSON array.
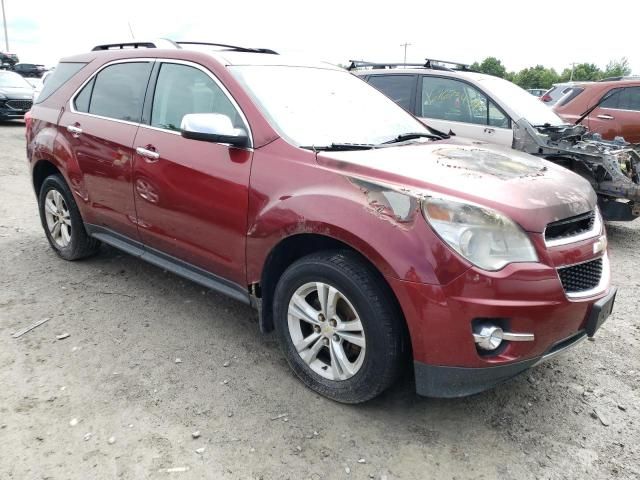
[[351, 60, 640, 222], [353, 60, 564, 148]]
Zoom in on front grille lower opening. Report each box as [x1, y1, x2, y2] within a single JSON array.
[[558, 257, 603, 293], [545, 211, 595, 242]]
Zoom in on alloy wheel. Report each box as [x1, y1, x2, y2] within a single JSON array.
[[287, 282, 366, 381], [44, 189, 72, 248]]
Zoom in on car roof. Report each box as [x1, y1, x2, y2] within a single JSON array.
[[60, 44, 341, 71]]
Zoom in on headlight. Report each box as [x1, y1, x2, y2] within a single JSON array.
[[421, 196, 538, 271]]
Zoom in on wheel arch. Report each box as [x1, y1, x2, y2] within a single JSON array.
[[256, 232, 410, 355], [32, 159, 63, 195]]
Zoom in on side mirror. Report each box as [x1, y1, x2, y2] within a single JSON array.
[[180, 113, 249, 148]]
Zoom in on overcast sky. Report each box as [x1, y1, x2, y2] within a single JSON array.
[[3, 0, 638, 75]]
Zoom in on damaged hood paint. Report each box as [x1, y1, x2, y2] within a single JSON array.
[[316, 139, 597, 233]]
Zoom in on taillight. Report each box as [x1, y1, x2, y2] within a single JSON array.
[[541, 94, 552, 103], [24, 111, 33, 134]]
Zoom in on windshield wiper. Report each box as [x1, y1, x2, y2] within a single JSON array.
[[301, 143, 375, 151], [381, 132, 444, 145]]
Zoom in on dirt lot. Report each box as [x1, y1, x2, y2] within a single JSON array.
[[0, 121, 638, 480]]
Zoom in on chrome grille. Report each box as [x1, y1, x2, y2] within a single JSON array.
[[5, 99, 33, 111], [545, 211, 595, 244], [558, 258, 603, 294]]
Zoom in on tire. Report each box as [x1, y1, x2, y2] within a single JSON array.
[[273, 250, 406, 403], [37, 174, 100, 260]]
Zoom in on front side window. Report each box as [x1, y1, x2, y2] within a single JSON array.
[[618, 87, 640, 111], [421, 76, 509, 128], [151, 63, 243, 131], [230, 65, 430, 147], [421, 76, 508, 127], [367, 75, 416, 111], [600, 89, 621, 109], [84, 62, 152, 122]]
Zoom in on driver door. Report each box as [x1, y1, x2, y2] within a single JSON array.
[[132, 61, 253, 285]]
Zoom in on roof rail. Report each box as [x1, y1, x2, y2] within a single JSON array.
[[424, 58, 473, 71], [91, 41, 174, 51], [91, 40, 278, 55], [347, 60, 427, 71], [175, 41, 278, 55], [347, 58, 475, 73]]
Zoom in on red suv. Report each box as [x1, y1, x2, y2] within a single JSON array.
[[553, 78, 640, 144], [25, 41, 616, 402]]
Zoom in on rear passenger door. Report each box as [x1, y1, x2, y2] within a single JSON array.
[[131, 61, 253, 286], [58, 60, 153, 240], [419, 76, 512, 146]]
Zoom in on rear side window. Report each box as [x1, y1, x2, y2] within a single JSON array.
[[34, 62, 86, 104], [74, 77, 94, 113], [367, 75, 416, 111], [83, 62, 152, 122], [618, 87, 640, 111], [555, 87, 585, 107], [150, 63, 244, 131]]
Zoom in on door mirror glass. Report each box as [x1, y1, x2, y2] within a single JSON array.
[[181, 113, 249, 147]]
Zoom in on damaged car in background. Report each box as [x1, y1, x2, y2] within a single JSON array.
[[352, 60, 640, 221]]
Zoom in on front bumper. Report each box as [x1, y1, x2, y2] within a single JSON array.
[[415, 329, 589, 397], [387, 239, 614, 397]]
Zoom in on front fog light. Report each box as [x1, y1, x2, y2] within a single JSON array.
[[473, 325, 504, 351], [473, 323, 536, 351]]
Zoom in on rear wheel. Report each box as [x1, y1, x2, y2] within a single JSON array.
[[38, 175, 100, 260], [273, 250, 406, 403]]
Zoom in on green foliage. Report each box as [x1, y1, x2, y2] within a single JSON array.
[[470, 57, 507, 78], [513, 65, 560, 90], [603, 57, 632, 79], [471, 57, 635, 88]]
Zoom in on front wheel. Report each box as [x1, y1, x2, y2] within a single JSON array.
[[273, 250, 406, 403]]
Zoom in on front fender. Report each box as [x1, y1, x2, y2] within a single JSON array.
[[245, 140, 470, 287]]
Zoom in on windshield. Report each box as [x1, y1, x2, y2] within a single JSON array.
[[230, 65, 430, 147], [476, 75, 564, 126], [0, 71, 31, 88]]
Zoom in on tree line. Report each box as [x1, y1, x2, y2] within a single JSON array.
[[469, 57, 633, 90]]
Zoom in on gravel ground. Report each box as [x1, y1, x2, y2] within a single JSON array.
[[0, 121, 638, 480]]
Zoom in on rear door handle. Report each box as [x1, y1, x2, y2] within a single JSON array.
[[136, 146, 160, 162], [484, 128, 495, 134], [66, 125, 82, 137], [596, 114, 614, 120]]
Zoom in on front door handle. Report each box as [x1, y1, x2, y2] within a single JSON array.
[[484, 128, 495, 134], [136, 146, 160, 162], [66, 125, 82, 137], [597, 114, 614, 120]]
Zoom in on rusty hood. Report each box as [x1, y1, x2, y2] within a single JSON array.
[[316, 139, 597, 233]]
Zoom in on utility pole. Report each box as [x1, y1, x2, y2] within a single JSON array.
[[400, 42, 411, 65], [127, 22, 135, 41], [1, 0, 9, 52], [570, 62, 576, 82]]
